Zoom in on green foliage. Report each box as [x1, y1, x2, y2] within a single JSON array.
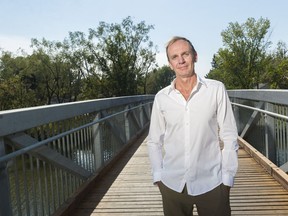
[[2, 16, 288, 111], [262, 41, 288, 88], [146, 65, 175, 94], [87, 16, 157, 97], [29, 40, 80, 104], [0, 52, 38, 110], [207, 17, 272, 89], [0, 16, 157, 110]]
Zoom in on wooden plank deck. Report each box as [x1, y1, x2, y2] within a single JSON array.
[[70, 133, 288, 216]]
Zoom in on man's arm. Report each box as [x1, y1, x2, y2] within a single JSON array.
[[217, 83, 239, 187], [147, 98, 165, 184]]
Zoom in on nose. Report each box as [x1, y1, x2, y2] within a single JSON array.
[[178, 55, 185, 64]]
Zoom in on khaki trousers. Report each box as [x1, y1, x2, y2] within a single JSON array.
[[158, 182, 231, 216]]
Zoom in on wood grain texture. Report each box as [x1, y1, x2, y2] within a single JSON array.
[[69, 134, 288, 216]]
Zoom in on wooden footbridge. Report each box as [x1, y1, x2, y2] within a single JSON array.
[[1, 91, 288, 216], [60, 133, 288, 216]]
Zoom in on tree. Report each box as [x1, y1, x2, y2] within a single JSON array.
[[0, 17, 159, 110], [87, 16, 157, 97], [0, 51, 37, 110], [207, 17, 271, 89], [31, 38, 81, 104], [146, 65, 175, 94], [263, 41, 288, 88], [61, 31, 101, 100]]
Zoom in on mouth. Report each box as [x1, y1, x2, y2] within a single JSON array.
[[178, 66, 188, 70]]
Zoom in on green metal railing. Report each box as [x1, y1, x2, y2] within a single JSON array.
[[228, 90, 288, 171], [0, 95, 154, 216]]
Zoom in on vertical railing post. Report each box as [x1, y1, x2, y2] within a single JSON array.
[[125, 105, 131, 141], [265, 102, 276, 163], [0, 137, 13, 216], [93, 113, 104, 170], [139, 104, 144, 128], [231, 97, 241, 135], [264, 112, 269, 158]]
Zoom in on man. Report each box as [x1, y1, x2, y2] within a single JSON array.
[[147, 36, 238, 216]]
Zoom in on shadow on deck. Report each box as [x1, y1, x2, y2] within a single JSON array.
[[61, 132, 288, 216]]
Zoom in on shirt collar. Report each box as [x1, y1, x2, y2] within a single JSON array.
[[168, 74, 207, 94]]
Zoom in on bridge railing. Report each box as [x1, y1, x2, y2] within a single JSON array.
[[0, 95, 154, 216], [228, 90, 288, 173]]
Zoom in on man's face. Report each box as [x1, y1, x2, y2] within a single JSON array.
[[167, 40, 196, 78]]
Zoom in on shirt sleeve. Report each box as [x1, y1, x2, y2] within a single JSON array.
[[217, 83, 239, 187], [147, 97, 166, 184]]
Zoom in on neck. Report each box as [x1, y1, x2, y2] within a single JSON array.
[[175, 73, 197, 91], [174, 74, 197, 101]]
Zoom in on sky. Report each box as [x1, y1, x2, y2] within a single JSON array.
[[0, 0, 287, 77]]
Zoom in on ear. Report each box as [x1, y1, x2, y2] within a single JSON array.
[[169, 62, 174, 70], [193, 52, 198, 63]]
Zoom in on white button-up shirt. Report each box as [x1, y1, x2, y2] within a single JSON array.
[[147, 75, 239, 196]]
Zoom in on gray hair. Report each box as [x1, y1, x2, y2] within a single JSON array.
[[165, 36, 197, 62]]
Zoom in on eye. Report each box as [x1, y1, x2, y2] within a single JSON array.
[[183, 52, 191, 57], [170, 55, 178, 61]]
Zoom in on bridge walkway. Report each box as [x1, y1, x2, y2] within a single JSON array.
[[68, 133, 288, 216]]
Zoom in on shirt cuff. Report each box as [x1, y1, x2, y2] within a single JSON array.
[[222, 173, 234, 187]]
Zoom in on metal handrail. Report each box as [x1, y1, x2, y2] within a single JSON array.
[[0, 96, 154, 216], [229, 90, 288, 172], [0, 102, 152, 164], [231, 102, 288, 120]]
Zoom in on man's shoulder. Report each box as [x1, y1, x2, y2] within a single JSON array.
[[155, 85, 171, 96], [200, 77, 225, 89]]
